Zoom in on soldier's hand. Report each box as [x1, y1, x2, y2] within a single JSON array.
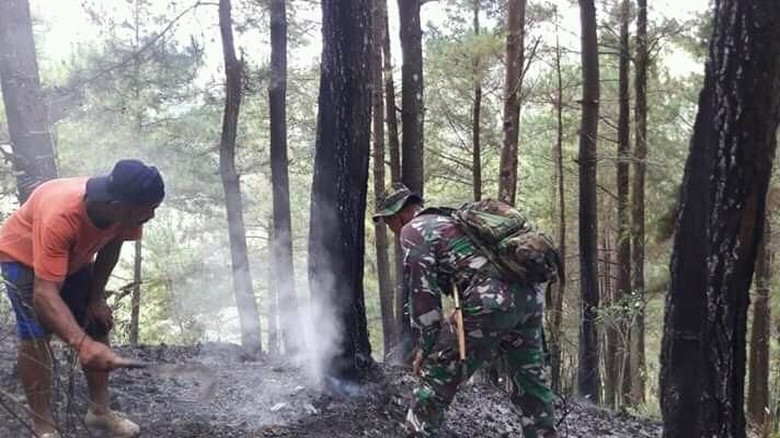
[[411, 349, 424, 376]]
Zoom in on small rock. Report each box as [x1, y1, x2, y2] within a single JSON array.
[[270, 402, 288, 412], [304, 403, 319, 415], [292, 385, 305, 394]]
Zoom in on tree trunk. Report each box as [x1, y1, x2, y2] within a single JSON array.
[[748, 217, 771, 429], [616, 0, 632, 407], [659, 0, 780, 435], [396, 0, 423, 362], [498, 0, 527, 206], [381, 0, 407, 362], [603, 226, 617, 408], [129, 240, 142, 345], [269, 0, 298, 355], [471, 0, 482, 201], [382, 0, 401, 184], [218, 0, 262, 354], [550, 30, 566, 393], [577, 0, 601, 404], [268, 217, 279, 356], [398, 0, 424, 197], [0, 0, 58, 203], [129, 2, 142, 348], [379, 1, 405, 355], [372, 0, 396, 360], [309, 0, 373, 379], [629, 0, 648, 405]]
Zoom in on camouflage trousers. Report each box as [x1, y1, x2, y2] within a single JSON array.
[[405, 279, 556, 437]]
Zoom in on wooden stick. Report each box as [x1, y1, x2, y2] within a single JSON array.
[[452, 291, 467, 366]]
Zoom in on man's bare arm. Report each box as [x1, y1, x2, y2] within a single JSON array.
[[32, 277, 88, 347], [33, 276, 130, 370], [90, 240, 123, 300]]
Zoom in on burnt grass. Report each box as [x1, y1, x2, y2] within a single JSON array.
[[0, 339, 662, 437]]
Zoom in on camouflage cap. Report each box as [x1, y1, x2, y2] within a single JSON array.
[[372, 182, 423, 223]]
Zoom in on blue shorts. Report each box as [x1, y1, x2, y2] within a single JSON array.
[[2, 261, 99, 340]]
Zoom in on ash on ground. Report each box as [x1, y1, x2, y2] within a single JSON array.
[[0, 340, 661, 437]]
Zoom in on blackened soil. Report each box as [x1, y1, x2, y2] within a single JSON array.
[[0, 340, 661, 437]]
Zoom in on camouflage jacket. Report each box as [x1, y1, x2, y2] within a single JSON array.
[[400, 209, 503, 357]]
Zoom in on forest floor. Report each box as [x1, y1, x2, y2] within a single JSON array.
[[0, 335, 663, 437]]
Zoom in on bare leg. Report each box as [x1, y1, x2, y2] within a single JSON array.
[[81, 333, 141, 437], [18, 338, 56, 435], [83, 334, 110, 414]]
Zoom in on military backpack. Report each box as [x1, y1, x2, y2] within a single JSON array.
[[447, 199, 561, 284]]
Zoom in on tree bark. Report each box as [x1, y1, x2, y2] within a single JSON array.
[[577, 0, 601, 404], [269, 0, 298, 355], [372, 0, 396, 360], [602, 224, 617, 408], [396, 0, 423, 362], [382, 0, 401, 184], [498, 0, 527, 206], [309, 0, 373, 378], [129, 1, 142, 348], [379, 1, 405, 356], [659, 0, 780, 435], [380, 0, 407, 361], [550, 29, 566, 393], [629, 0, 648, 405], [129, 240, 142, 345], [471, 0, 482, 201], [616, 0, 632, 407], [398, 0, 424, 197], [0, 0, 58, 203], [218, 0, 262, 354], [747, 217, 771, 428], [267, 217, 279, 355]]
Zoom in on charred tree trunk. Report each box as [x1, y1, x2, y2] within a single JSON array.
[[629, 0, 648, 405], [218, 0, 262, 354], [659, 0, 780, 435], [0, 0, 58, 203], [616, 0, 632, 407], [747, 217, 771, 428], [129, 240, 142, 345], [472, 0, 482, 201], [309, 0, 373, 378], [577, 0, 601, 404], [498, 0, 526, 206], [398, 0, 424, 197], [372, 0, 396, 359], [269, 0, 298, 355], [550, 30, 566, 393]]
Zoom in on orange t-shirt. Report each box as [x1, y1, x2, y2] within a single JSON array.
[[0, 177, 142, 282]]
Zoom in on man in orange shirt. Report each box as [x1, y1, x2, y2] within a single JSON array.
[[0, 159, 164, 438]]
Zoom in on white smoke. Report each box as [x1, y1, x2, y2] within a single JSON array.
[[288, 275, 343, 385]]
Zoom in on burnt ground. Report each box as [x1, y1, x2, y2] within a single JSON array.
[[0, 338, 662, 438]]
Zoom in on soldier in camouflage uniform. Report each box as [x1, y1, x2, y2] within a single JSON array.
[[373, 183, 557, 438]]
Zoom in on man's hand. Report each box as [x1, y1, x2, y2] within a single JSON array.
[[78, 338, 133, 371], [87, 298, 114, 333]]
